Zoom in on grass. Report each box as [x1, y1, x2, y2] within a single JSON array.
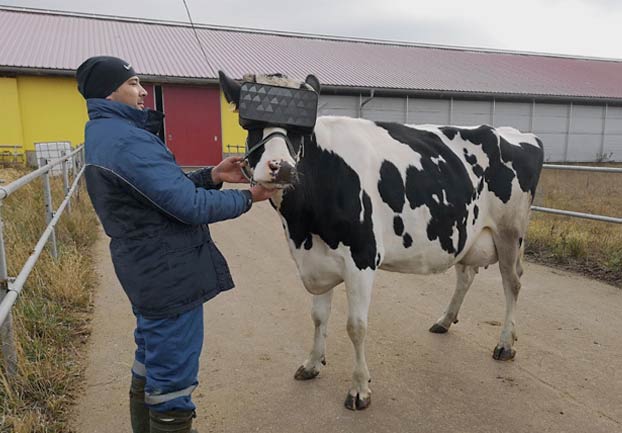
[[0, 167, 98, 433], [526, 164, 622, 287]]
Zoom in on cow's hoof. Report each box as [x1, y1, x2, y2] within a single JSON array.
[[429, 323, 449, 334], [492, 345, 516, 361], [294, 365, 320, 380], [344, 392, 371, 411]]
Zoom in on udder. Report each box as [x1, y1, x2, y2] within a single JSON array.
[[459, 228, 498, 267]]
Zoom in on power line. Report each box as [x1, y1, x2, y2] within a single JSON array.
[[181, 0, 215, 75]]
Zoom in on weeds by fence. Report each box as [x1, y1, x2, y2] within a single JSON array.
[[527, 164, 622, 287], [0, 153, 98, 433]]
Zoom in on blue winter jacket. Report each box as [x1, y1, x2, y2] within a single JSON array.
[[84, 99, 252, 319]]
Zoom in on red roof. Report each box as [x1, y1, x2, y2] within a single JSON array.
[[2, 7, 622, 100]]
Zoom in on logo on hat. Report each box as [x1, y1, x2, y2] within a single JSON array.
[[123, 64, 132, 70]]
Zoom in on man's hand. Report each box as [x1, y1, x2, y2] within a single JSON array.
[[211, 157, 249, 184], [249, 184, 277, 202]]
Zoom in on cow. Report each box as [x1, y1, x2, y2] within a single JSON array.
[[218, 71, 544, 410]]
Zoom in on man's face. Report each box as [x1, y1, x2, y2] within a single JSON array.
[[107, 76, 147, 110]]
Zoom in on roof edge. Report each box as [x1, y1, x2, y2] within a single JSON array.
[[3, 66, 622, 105], [0, 66, 219, 85], [323, 85, 622, 106]]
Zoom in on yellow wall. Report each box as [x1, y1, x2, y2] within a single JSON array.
[[17, 76, 88, 152], [0, 77, 24, 147], [220, 91, 247, 154], [4, 77, 241, 162]]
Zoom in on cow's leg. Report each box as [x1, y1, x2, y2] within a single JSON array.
[[429, 264, 477, 333], [294, 289, 334, 380], [516, 238, 525, 278], [344, 271, 374, 411], [493, 233, 522, 361]]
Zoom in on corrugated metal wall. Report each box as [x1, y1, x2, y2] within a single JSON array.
[[3, 74, 621, 164], [605, 107, 622, 160], [17, 76, 88, 152], [318, 94, 622, 162], [0, 76, 87, 164], [0, 77, 24, 148]]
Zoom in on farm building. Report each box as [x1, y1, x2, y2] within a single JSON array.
[[1, 5, 622, 165]]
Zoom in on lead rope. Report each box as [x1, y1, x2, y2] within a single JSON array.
[[239, 147, 256, 186]]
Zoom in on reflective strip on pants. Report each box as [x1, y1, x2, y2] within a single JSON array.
[[145, 384, 198, 406], [132, 359, 147, 377]]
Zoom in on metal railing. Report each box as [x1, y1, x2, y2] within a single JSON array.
[[0, 145, 85, 377], [224, 143, 245, 154], [0, 144, 24, 165], [531, 164, 622, 224]]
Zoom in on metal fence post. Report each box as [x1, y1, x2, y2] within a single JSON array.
[[73, 149, 80, 175], [61, 151, 71, 213], [73, 150, 81, 202], [41, 158, 59, 259], [76, 145, 86, 202], [0, 202, 18, 377]]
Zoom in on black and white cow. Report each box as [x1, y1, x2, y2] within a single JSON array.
[[219, 71, 544, 410]]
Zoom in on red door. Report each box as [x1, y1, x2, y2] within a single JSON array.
[[161, 85, 222, 166]]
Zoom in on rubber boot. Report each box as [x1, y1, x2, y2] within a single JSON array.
[[150, 409, 196, 433], [129, 376, 150, 433]]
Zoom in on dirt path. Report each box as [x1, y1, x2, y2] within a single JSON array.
[[73, 200, 622, 433]]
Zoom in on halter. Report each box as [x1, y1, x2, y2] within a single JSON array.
[[240, 130, 304, 185]]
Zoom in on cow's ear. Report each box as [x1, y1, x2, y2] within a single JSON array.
[[305, 74, 321, 93], [218, 70, 241, 110]]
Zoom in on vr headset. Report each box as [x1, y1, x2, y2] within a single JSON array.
[[237, 82, 319, 134]]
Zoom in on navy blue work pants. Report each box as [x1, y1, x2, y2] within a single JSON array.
[[131, 304, 204, 412]]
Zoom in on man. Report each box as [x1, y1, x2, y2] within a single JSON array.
[[76, 56, 274, 433]]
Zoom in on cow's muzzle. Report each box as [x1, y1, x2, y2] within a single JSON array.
[[241, 131, 300, 187], [268, 160, 297, 185]]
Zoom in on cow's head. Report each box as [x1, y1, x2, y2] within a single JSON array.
[[218, 70, 320, 188]]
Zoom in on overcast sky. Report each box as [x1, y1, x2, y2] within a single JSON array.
[[2, 0, 622, 59]]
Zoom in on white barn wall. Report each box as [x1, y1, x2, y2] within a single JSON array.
[[604, 106, 622, 160], [452, 100, 493, 126], [533, 103, 570, 162], [406, 99, 452, 124], [494, 102, 532, 131], [360, 97, 406, 123], [317, 95, 359, 117], [567, 105, 605, 162], [318, 93, 622, 162]]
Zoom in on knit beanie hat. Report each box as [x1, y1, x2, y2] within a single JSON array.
[[76, 56, 137, 99]]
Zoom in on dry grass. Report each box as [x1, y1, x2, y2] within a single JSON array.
[[527, 164, 622, 287], [0, 167, 98, 433]]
